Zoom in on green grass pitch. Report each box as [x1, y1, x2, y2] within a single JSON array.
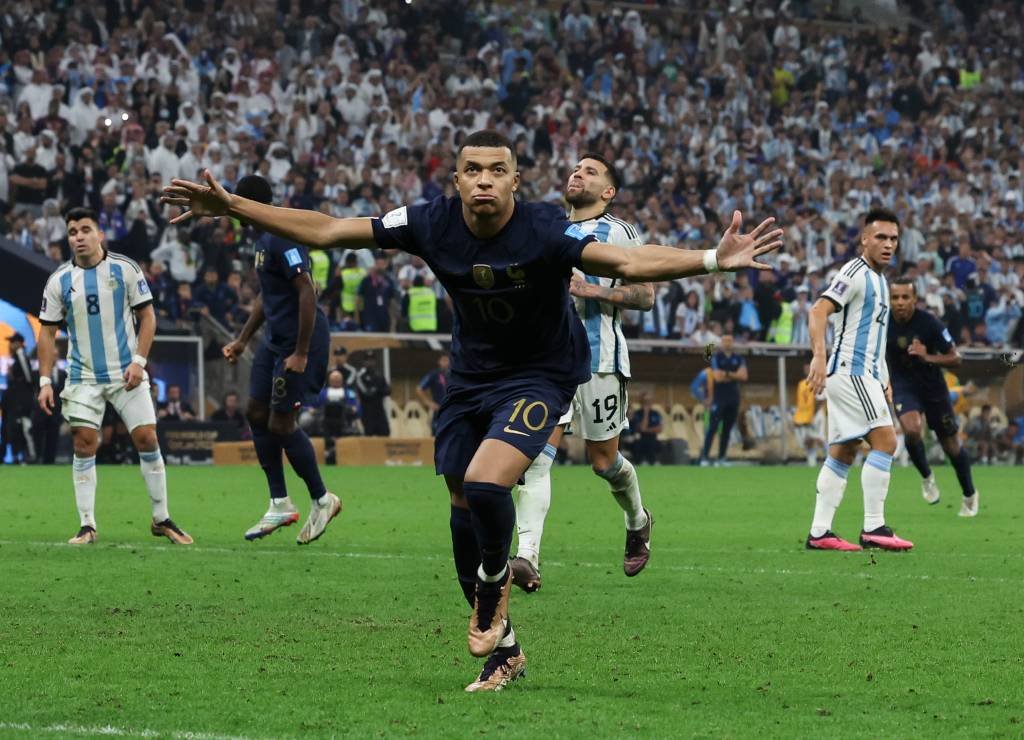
[[1, 464, 1022, 738]]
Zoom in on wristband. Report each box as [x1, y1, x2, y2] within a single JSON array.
[[39, 376, 52, 387], [702, 249, 720, 273], [132, 354, 148, 368]]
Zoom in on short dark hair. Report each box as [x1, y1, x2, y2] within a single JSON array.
[[235, 174, 274, 204], [864, 208, 900, 229], [65, 207, 99, 225], [457, 130, 516, 166], [578, 152, 620, 191], [892, 276, 916, 293]]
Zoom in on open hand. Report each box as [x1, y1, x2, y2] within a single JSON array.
[[161, 169, 232, 224], [715, 211, 784, 272]]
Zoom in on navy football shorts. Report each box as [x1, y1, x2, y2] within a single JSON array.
[[892, 383, 959, 440], [433, 376, 576, 478], [250, 338, 329, 414]]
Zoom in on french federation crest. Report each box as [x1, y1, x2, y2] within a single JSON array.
[[897, 336, 907, 349], [472, 264, 494, 289], [506, 265, 526, 283]]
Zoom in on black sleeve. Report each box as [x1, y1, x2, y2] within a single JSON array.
[[931, 315, 955, 353], [371, 203, 431, 256], [535, 203, 597, 269]]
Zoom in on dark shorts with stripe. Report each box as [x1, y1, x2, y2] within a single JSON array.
[[433, 376, 576, 478], [250, 336, 329, 413], [892, 382, 959, 439]]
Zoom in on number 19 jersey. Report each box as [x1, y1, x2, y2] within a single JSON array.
[[821, 256, 890, 385]]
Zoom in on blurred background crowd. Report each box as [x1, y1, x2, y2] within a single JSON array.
[[2, 0, 1023, 348], [1, 0, 1023, 348]]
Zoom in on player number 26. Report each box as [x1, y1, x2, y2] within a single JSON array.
[[508, 398, 549, 431], [470, 296, 515, 325]]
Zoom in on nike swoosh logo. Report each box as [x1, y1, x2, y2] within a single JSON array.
[[503, 425, 529, 437]]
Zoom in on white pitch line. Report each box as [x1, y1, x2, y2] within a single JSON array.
[[0, 721, 253, 740], [1, 540, 1020, 585]]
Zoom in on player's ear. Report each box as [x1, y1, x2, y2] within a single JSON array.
[[512, 170, 520, 192], [603, 184, 616, 203]]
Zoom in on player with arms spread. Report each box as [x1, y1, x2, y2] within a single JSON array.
[[887, 278, 978, 516], [805, 208, 912, 552], [221, 175, 341, 544], [511, 154, 655, 594], [163, 130, 783, 692], [37, 207, 192, 546]]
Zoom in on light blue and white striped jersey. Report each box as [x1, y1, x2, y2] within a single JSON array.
[[571, 213, 643, 377], [821, 256, 890, 385], [39, 251, 153, 385]]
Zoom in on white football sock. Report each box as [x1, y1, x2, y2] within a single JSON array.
[[513, 444, 554, 568], [862, 450, 893, 532], [478, 564, 508, 583], [810, 457, 849, 537], [139, 448, 169, 522], [73, 455, 97, 528], [597, 453, 647, 530], [270, 496, 297, 512], [496, 622, 516, 649]]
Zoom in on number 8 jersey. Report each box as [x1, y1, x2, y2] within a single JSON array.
[[39, 251, 153, 385], [821, 256, 890, 386]]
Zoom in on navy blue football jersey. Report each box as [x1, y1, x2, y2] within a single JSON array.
[[371, 196, 597, 385], [886, 308, 953, 394], [254, 232, 329, 353], [711, 351, 744, 405]]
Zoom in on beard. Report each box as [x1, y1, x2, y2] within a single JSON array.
[[565, 188, 600, 208]]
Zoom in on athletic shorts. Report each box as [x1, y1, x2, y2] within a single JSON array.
[[250, 338, 329, 413], [892, 383, 959, 439], [825, 373, 892, 445], [61, 379, 156, 432], [558, 372, 630, 442], [434, 376, 575, 477]]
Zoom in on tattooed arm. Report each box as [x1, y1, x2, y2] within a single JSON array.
[[569, 273, 655, 310]]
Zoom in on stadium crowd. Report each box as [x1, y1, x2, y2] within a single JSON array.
[[0, 0, 1022, 350]]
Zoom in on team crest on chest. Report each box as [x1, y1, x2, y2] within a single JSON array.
[[506, 264, 526, 284], [897, 336, 907, 349], [472, 264, 494, 289], [255, 250, 266, 269]]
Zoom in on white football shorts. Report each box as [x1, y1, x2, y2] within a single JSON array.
[[559, 372, 630, 442], [825, 373, 891, 445], [61, 379, 157, 431]]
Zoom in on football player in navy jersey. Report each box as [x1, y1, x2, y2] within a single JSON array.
[[163, 130, 783, 692], [221, 175, 341, 544], [888, 278, 978, 516]]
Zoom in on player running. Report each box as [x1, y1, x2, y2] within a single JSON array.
[[36, 208, 192, 546], [162, 130, 782, 692], [221, 175, 341, 544], [805, 208, 912, 552], [511, 154, 655, 593], [887, 278, 978, 516]]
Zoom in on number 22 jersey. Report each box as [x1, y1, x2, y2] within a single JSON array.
[[821, 256, 890, 385]]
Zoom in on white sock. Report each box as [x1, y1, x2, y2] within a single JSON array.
[[862, 450, 893, 532], [478, 564, 508, 583], [73, 455, 97, 528], [314, 493, 331, 507], [810, 457, 849, 537], [513, 444, 554, 567], [496, 622, 516, 649], [270, 496, 296, 511], [597, 453, 647, 530], [139, 448, 169, 522]]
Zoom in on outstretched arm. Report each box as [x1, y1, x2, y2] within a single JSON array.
[[162, 170, 377, 251], [579, 211, 782, 282], [569, 275, 655, 310]]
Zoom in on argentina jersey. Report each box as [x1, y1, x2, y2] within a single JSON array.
[[821, 256, 890, 383], [39, 252, 153, 384], [571, 213, 643, 377]]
